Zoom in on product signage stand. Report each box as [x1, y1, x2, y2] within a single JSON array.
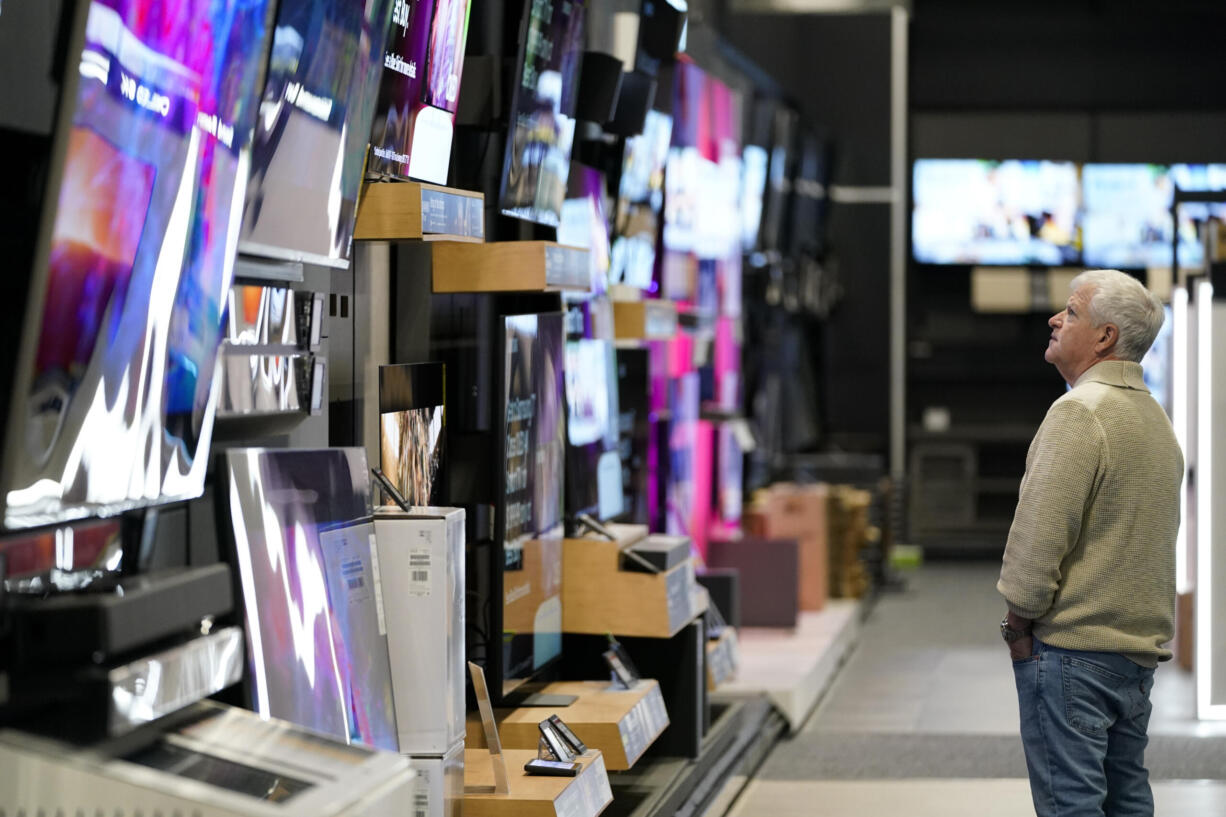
[[467, 661, 511, 796]]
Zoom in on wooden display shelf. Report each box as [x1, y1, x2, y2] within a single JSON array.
[[354, 181, 484, 241], [467, 680, 669, 771], [562, 526, 707, 639], [612, 299, 677, 340], [462, 748, 612, 817], [430, 241, 590, 293]]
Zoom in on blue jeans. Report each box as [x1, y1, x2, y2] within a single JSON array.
[[1012, 638, 1156, 817]]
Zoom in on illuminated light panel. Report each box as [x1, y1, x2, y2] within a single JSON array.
[[1195, 279, 1226, 720]]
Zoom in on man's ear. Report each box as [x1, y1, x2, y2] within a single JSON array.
[[1097, 323, 1119, 355]]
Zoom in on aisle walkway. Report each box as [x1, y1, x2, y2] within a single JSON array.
[[727, 563, 1226, 816]]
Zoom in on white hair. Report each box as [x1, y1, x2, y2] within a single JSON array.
[[1069, 269, 1165, 363]]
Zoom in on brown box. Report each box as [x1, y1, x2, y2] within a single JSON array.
[[746, 483, 828, 610]]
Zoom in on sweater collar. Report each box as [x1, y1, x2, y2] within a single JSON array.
[[1073, 360, 1149, 392]]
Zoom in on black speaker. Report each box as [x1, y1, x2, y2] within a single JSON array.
[[638, 0, 685, 62], [605, 70, 656, 137], [697, 568, 741, 629], [575, 51, 624, 125]]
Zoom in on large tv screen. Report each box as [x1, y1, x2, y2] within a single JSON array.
[[367, 0, 471, 183], [610, 110, 673, 290], [499, 312, 565, 696], [556, 164, 611, 294], [497, 0, 587, 227], [224, 447, 399, 752], [378, 361, 446, 506], [912, 159, 1081, 266], [239, 0, 394, 268], [2, 0, 275, 529], [1082, 163, 1226, 270]]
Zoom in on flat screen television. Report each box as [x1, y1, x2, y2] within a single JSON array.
[[223, 447, 399, 752], [239, 0, 395, 268], [1, 0, 275, 530], [666, 371, 699, 537], [741, 144, 768, 252], [610, 109, 672, 290], [614, 347, 651, 524], [379, 362, 446, 507], [1142, 303, 1174, 417], [497, 312, 566, 699], [367, 0, 472, 183], [556, 164, 611, 294], [563, 339, 622, 523], [789, 130, 830, 256], [912, 159, 1081, 266], [1082, 163, 1226, 270], [497, 0, 588, 227]]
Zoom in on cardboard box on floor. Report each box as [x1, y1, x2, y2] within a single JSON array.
[[744, 483, 829, 610]]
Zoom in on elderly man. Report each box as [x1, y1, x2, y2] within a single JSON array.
[[998, 269, 1182, 817]]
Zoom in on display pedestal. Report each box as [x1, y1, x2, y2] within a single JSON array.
[[467, 681, 669, 771], [354, 181, 485, 241], [612, 299, 677, 340], [462, 748, 613, 817], [429, 241, 590, 293], [562, 528, 706, 639]]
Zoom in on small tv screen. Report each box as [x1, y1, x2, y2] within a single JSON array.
[[498, 0, 587, 227], [239, 0, 395, 268], [378, 362, 446, 506], [3, 0, 275, 529], [760, 105, 797, 253], [610, 110, 672, 290], [563, 339, 622, 522], [1142, 303, 1174, 417], [500, 312, 566, 694], [741, 144, 768, 252], [666, 371, 699, 537], [224, 447, 399, 752], [912, 159, 1081, 266], [556, 164, 611, 294], [367, 0, 471, 183], [614, 347, 651, 524]]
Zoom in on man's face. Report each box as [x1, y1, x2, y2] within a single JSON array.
[[1045, 284, 1103, 383]]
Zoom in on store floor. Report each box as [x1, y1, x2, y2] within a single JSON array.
[[726, 562, 1226, 816]]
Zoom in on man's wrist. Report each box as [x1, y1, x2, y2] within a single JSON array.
[[1005, 610, 1033, 632]]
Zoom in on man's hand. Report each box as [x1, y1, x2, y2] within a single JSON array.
[[1005, 610, 1034, 661]]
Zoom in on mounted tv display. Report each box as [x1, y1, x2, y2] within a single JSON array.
[[1082, 163, 1226, 270], [557, 164, 611, 294], [610, 109, 673, 290], [378, 362, 446, 506], [223, 447, 399, 752], [759, 105, 797, 254], [0, 0, 275, 529], [563, 339, 623, 523], [499, 312, 566, 697], [498, 0, 588, 227], [368, 0, 472, 183], [912, 159, 1080, 266], [239, 0, 395, 268]]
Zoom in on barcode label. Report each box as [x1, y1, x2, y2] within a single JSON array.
[[413, 792, 430, 817], [409, 547, 432, 596], [346, 576, 364, 590]]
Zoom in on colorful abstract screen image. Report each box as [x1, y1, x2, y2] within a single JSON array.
[[610, 110, 672, 290], [5, 0, 274, 529], [225, 447, 400, 752], [239, 0, 394, 267], [498, 0, 587, 226]]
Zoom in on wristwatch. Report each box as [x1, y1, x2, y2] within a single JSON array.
[[1000, 616, 1030, 644]]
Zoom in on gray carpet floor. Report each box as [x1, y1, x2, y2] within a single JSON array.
[[755, 563, 1226, 781]]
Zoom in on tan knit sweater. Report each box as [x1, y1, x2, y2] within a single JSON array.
[[997, 360, 1183, 668]]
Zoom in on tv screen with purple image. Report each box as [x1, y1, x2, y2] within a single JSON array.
[[239, 0, 395, 268], [557, 164, 611, 294], [500, 312, 565, 694], [610, 110, 672, 291], [498, 0, 587, 227], [367, 0, 470, 183], [224, 447, 400, 752], [3, 0, 276, 529]]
